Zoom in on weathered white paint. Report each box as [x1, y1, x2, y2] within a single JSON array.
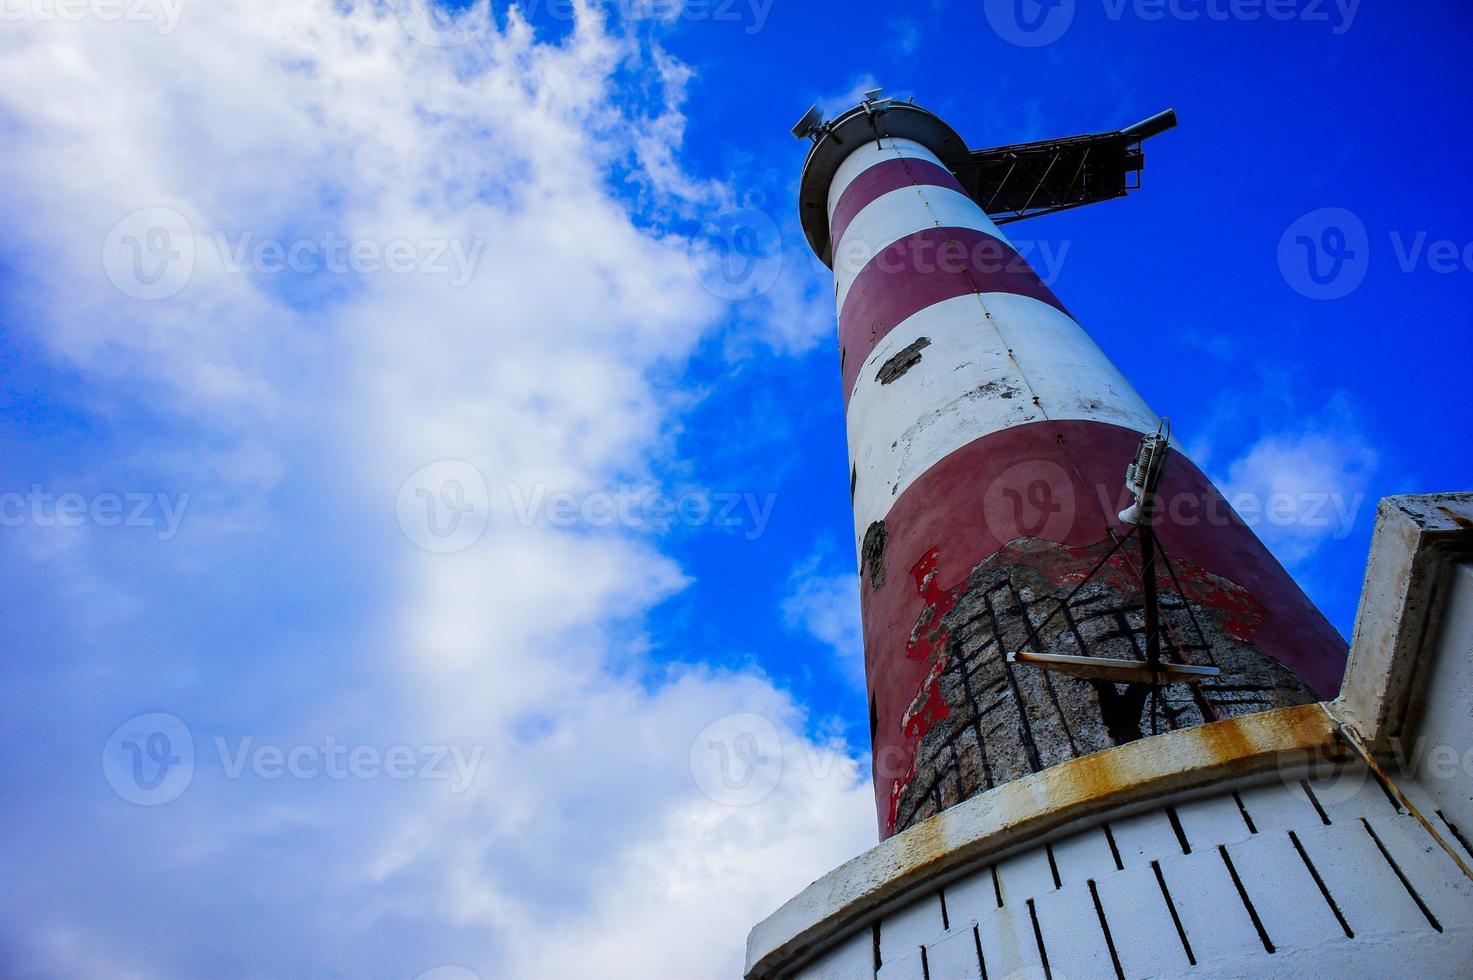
[[832, 185, 1005, 310], [1335, 494, 1473, 747], [827, 138, 944, 217], [782, 767, 1473, 980], [1408, 560, 1473, 842], [845, 292, 1159, 549]]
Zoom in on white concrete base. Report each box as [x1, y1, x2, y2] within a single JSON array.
[[747, 494, 1473, 980]]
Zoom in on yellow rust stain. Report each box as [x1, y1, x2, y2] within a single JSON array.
[[1028, 705, 1342, 816]]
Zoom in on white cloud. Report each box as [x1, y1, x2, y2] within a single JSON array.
[[0, 3, 873, 977], [1220, 397, 1379, 566], [782, 549, 865, 687]]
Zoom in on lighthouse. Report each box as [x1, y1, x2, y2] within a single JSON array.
[[745, 94, 1473, 979], [795, 94, 1346, 838]]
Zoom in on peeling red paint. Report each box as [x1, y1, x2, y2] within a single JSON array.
[[885, 547, 964, 833], [862, 420, 1348, 838]]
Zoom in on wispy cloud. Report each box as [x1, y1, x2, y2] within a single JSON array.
[[0, 3, 872, 976], [782, 547, 865, 687], [1217, 395, 1379, 566]]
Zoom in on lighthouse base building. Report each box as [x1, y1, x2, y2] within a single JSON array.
[[750, 93, 1473, 979], [746, 494, 1473, 979]]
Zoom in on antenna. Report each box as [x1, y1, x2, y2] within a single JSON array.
[[1006, 417, 1220, 690], [791, 104, 825, 143]]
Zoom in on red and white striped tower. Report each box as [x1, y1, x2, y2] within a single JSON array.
[[797, 98, 1348, 838]]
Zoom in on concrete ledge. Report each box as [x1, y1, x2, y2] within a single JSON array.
[[744, 703, 1347, 979], [1336, 493, 1473, 749]]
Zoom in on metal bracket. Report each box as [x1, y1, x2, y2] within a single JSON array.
[[1008, 650, 1221, 685]]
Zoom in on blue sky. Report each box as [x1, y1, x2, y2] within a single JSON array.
[[1, 1, 1470, 977]]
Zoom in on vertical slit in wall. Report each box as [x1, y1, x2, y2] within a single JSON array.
[[1218, 845, 1275, 953], [1088, 879, 1126, 980], [1152, 860, 1196, 966], [956, 652, 996, 790], [1166, 806, 1191, 854], [938, 888, 950, 931], [1300, 779, 1332, 825], [985, 591, 1043, 773], [991, 865, 1004, 908], [1008, 581, 1081, 758], [1361, 818, 1443, 932], [972, 924, 989, 980], [1025, 899, 1051, 980], [1288, 830, 1353, 938], [919, 944, 931, 980], [1103, 823, 1124, 870], [872, 921, 882, 973], [1045, 843, 1062, 889], [1233, 791, 1257, 834], [1436, 810, 1473, 861]]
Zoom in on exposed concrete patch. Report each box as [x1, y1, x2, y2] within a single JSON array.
[[976, 378, 1020, 400], [876, 337, 931, 385], [888, 536, 1319, 834], [862, 520, 889, 590]]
